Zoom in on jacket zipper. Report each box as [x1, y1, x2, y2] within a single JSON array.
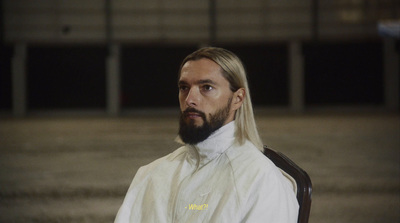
[[171, 146, 201, 223]]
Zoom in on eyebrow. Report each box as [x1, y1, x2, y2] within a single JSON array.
[[178, 79, 218, 86]]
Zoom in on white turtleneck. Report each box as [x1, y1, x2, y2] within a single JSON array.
[[114, 122, 299, 223]]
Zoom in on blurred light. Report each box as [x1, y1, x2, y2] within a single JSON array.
[[378, 20, 400, 38]]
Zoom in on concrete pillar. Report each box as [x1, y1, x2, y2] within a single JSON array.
[[106, 43, 120, 116], [289, 41, 305, 112], [12, 43, 27, 117], [383, 38, 399, 111]]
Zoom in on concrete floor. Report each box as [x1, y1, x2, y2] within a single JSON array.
[[0, 111, 399, 222]]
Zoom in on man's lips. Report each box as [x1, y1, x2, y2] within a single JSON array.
[[186, 112, 201, 119], [183, 108, 205, 120]]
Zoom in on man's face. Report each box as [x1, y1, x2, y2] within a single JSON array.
[[178, 58, 242, 144]]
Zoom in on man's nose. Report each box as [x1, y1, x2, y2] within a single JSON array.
[[185, 87, 200, 107]]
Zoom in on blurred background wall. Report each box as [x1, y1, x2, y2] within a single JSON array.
[[1, 0, 399, 116]]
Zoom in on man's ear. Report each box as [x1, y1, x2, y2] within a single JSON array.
[[232, 88, 245, 111]]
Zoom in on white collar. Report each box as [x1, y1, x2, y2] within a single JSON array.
[[187, 121, 236, 166]]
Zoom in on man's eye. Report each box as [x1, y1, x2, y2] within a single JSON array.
[[203, 85, 213, 91], [179, 86, 188, 91]]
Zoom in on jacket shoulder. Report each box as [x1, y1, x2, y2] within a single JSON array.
[[226, 141, 276, 173], [134, 146, 187, 178], [224, 141, 286, 196]]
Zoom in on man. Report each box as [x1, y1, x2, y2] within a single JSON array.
[[114, 47, 299, 223]]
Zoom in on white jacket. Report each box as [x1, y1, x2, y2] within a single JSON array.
[[115, 122, 299, 223]]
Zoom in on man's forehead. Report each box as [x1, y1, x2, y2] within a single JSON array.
[[179, 59, 225, 82]]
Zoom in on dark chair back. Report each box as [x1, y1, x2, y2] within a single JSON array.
[[263, 146, 312, 223]]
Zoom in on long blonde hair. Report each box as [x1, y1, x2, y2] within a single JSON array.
[[179, 47, 263, 151]]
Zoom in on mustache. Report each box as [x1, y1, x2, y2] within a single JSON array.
[[182, 108, 206, 118]]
